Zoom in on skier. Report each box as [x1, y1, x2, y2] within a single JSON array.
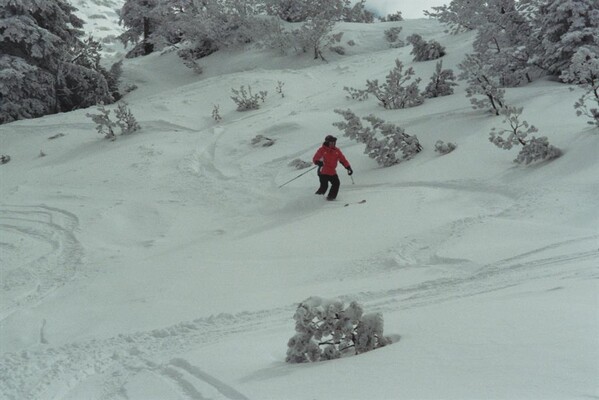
[[313, 135, 353, 200]]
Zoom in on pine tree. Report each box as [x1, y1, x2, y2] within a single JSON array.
[[471, 1, 538, 86], [533, 0, 599, 78], [0, 0, 114, 123], [119, 0, 160, 56]]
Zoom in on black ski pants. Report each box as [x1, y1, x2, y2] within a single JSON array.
[[315, 174, 340, 200]]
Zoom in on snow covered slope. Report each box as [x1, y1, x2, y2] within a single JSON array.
[[0, 13, 597, 400]]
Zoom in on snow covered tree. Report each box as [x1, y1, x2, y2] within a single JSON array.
[[532, 0, 599, 78], [406, 34, 446, 62], [490, 105, 561, 164], [265, 0, 350, 23], [119, 0, 160, 56], [0, 0, 114, 124], [384, 27, 405, 48], [334, 109, 422, 166], [293, 18, 343, 61], [561, 46, 599, 129], [424, 0, 497, 34], [344, 59, 424, 109], [424, 60, 457, 98], [342, 0, 375, 23], [470, 1, 539, 87], [458, 54, 506, 115], [0, 56, 57, 124], [489, 105, 536, 148], [286, 297, 390, 363]]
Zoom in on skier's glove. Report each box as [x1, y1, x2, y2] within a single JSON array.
[[346, 167, 353, 176], [316, 161, 323, 167]]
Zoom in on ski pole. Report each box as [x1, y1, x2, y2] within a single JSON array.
[[278, 165, 318, 188]]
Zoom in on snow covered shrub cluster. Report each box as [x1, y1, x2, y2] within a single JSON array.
[[434, 140, 457, 155], [424, 61, 457, 98], [231, 86, 267, 111], [384, 27, 405, 48], [344, 59, 424, 110], [86, 102, 140, 140], [490, 106, 561, 164], [562, 47, 599, 129], [334, 109, 422, 166], [286, 296, 390, 363], [406, 34, 446, 62]]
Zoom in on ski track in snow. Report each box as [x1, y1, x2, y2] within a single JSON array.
[[1, 230, 595, 399], [0, 204, 83, 321]]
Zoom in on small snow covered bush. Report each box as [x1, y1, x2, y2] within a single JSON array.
[[406, 34, 446, 62], [384, 27, 405, 48], [344, 59, 424, 110], [231, 85, 267, 111], [288, 159, 312, 169], [490, 106, 561, 164], [115, 102, 140, 134], [334, 108, 422, 166], [212, 104, 222, 121], [250, 135, 275, 147], [276, 81, 285, 98], [286, 296, 390, 363], [424, 60, 457, 98], [434, 140, 457, 155], [86, 102, 140, 140], [515, 137, 563, 165], [383, 11, 403, 22], [86, 104, 117, 140]]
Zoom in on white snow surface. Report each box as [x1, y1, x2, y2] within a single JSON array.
[[1, 11, 598, 400]]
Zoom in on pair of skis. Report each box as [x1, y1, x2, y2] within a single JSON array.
[[326, 199, 366, 207]]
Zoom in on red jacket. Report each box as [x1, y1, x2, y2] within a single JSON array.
[[313, 144, 351, 176]]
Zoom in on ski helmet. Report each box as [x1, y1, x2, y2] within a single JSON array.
[[325, 135, 337, 143]]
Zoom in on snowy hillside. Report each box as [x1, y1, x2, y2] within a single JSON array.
[[1, 9, 598, 400]]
